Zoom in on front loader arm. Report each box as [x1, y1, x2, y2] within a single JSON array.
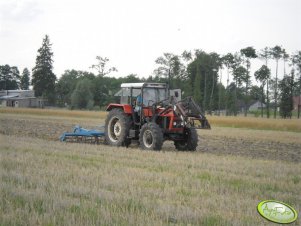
[[175, 97, 211, 129]]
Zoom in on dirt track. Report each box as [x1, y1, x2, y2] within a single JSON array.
[[1, 114, 301, 163]]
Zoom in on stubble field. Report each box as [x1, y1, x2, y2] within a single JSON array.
[[0, 108, 300, 226]]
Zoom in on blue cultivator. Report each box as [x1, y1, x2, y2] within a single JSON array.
[[60, 125, 105, 144]]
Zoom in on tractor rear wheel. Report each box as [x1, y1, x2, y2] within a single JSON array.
[[139, 122, 163, 151], [105, 108, 131, 146], [174, 127, 198, 151]]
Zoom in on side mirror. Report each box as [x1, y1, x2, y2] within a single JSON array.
[[169, 89, 181, 101]]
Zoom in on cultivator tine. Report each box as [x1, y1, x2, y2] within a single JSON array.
[[60, 125, 105, 144], [62, 135, 104, 144]]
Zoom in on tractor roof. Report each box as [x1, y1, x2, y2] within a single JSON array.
[[120, 83, 167, 88]]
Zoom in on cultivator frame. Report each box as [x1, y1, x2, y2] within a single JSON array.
[[60, 125, 105, 144]]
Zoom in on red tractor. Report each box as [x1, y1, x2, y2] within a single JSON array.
[[105, 83, 210, 151]]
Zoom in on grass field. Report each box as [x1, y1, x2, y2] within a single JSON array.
[[0, 108, 300, 226]]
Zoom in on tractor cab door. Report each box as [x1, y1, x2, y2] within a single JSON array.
[[141, 87, 167, 117], [142, 87, 167, 107], [142, 88, 156, 107]]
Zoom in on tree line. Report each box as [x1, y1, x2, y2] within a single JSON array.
[[0, 65, 30, 90], [1, 35, 301, 118]]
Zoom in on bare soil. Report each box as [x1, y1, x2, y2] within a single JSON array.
[[197, 134, 301, 163], [1, 114, 300, 163]]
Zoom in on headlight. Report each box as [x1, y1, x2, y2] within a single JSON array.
[[173, 121, 183, 128]]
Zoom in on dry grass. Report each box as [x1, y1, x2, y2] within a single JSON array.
[[1, 112, 301, 163], [1, 134, 300, 226], [0, 107, 107, 119], [0, 108, 301, 225], [1, 107, 301, 132], [207, 115, 301, 132], [201, 126, 301, 145]]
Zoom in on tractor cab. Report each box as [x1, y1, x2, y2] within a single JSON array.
[[116, 82, 168, 106], [113, 83, 174, 119]]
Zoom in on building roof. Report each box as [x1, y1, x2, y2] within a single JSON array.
[[120, 83, 167, 88], [249, 100, 266, 109], [0, 95, 19, 99]]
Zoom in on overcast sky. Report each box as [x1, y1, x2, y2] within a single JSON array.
[[0, 0, 300, 82]]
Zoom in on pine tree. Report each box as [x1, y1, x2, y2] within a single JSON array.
[[259, 47, 272, 118], [32, 35, 56, 104], [291, 51, 301, 118], [20, 68, 30, 90], [254, 65, 271, 117], [240, 47, 257, 116], [271, 45, 283, 118], [222, 53, 235, 115]]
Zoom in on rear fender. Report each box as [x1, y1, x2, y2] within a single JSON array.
[[106, 104, 133, 114]]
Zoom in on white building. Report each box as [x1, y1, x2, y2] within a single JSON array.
[[248, 101, 266, 111], [0, 90, 44, 108]]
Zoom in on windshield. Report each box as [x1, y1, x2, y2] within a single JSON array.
[[143, 88, 167, 106], [119, 88, 141, 104]]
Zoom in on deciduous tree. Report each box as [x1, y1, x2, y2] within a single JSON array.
[[154, 53, 184, 89], [91, 56, 117, 77], [71, 79, 94, 109], [56, 70, 80, 106], [0, 65, 20, 90]]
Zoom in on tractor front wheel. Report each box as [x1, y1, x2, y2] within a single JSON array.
[[105, 108, 131, 146], [174, 127, 198, 151], [139, 123, 163, 151]]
